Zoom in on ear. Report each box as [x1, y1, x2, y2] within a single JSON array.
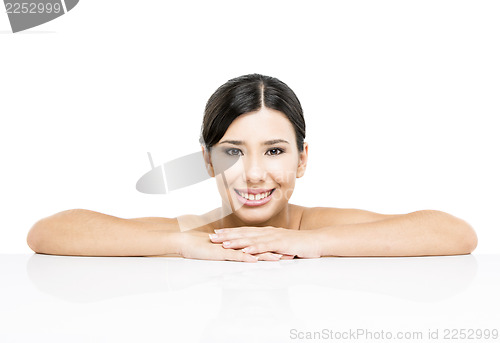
[[201, 145, 215, 177], [296, 142, 308, 178]]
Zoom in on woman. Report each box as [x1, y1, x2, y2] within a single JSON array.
[[27, 74, 478, 262]]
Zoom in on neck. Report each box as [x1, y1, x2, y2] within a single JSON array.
[[216, 203, 292, 229]]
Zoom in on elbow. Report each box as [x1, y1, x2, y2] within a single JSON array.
[[27, 214, 58, 254], [27, 220, 44, 253], [26, 209, 80, 254], [432, 210, 478, 255], [452, 215, 478, 255], [460, 223, 478, 254]]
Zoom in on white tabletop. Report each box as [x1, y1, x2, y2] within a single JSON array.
[[1, 254, 499, 343]]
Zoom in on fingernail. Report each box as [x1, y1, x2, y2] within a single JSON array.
[[251, 255, 259, 260], [214, 229, 221, 234], [222, 241, 230, 247], [275, 254, 283, 258], [242, 247, 250, 253], [209, 234, 217, 240]]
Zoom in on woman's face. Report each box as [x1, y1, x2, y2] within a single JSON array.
[[203, 107, 308, 225]]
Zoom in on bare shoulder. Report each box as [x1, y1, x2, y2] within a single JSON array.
[[299, 206, 402, 230]]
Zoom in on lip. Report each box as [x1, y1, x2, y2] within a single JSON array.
[[234, 188, 275, 207], [234, 188, 274, 195]]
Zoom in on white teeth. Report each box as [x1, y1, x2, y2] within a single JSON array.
[[237, 190, 273, 200]]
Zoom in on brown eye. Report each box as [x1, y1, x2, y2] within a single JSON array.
[[226, 148, 242, 156], [266, 148, 284, 156]]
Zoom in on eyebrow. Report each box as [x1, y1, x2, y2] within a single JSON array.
[[218, 139, 290, 146]]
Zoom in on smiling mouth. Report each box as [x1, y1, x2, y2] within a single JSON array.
[[234, 188, 276, 201]]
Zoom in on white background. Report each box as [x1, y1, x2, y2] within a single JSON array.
[[1, 0, 499, 254]]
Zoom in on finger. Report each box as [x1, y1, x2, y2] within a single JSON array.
[[280, 254, 296, 260], [209, 231, 262, 243], [220, 238, 258, 250], [241, 242, 277, 255], [253, 252, 283, 261], [222, 249, 259, 263]]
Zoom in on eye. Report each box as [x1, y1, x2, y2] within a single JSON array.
[[226, 148, 242, 156], [266, 148, 285, 156]]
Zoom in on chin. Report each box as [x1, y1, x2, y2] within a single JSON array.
[[233, 210, 273, 226]]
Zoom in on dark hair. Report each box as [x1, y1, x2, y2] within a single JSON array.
[[199, 73, 306, 152]]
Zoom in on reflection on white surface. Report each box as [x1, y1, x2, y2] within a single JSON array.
[[1, 254, 499, 343], [25, 254, 477, 303]]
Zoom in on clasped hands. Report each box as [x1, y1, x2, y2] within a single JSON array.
[[208, 226, 322, 262]]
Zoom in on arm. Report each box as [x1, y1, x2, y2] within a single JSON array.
[[26, 209, 183, 257], [26, 209, 270, 262], [315, 210, 478, 257], [209, 210, 478, 258]]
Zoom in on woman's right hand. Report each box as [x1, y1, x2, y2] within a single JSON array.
[[179, 231, 292, 262]]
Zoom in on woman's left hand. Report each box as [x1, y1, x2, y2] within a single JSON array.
[[209, 226, 322, 258]]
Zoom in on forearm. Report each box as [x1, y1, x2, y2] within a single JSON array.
[[27, 209, 183, 257], [315, 210, 478, 257]]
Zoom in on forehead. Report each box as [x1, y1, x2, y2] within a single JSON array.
[[222, 107, 295, 140]]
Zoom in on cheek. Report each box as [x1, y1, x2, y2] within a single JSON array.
[[216, 165, 246, 187], [266, 159, 298, 184], [212, 155, 244, 184]]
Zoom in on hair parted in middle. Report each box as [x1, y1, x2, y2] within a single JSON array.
[[199, 73, 306, 153]]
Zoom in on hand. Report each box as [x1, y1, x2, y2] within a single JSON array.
[[179, 230, 290, 262], [209, 226, 322, 258]]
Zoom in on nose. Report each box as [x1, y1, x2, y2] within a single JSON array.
[[243, 155, 266, 183]]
